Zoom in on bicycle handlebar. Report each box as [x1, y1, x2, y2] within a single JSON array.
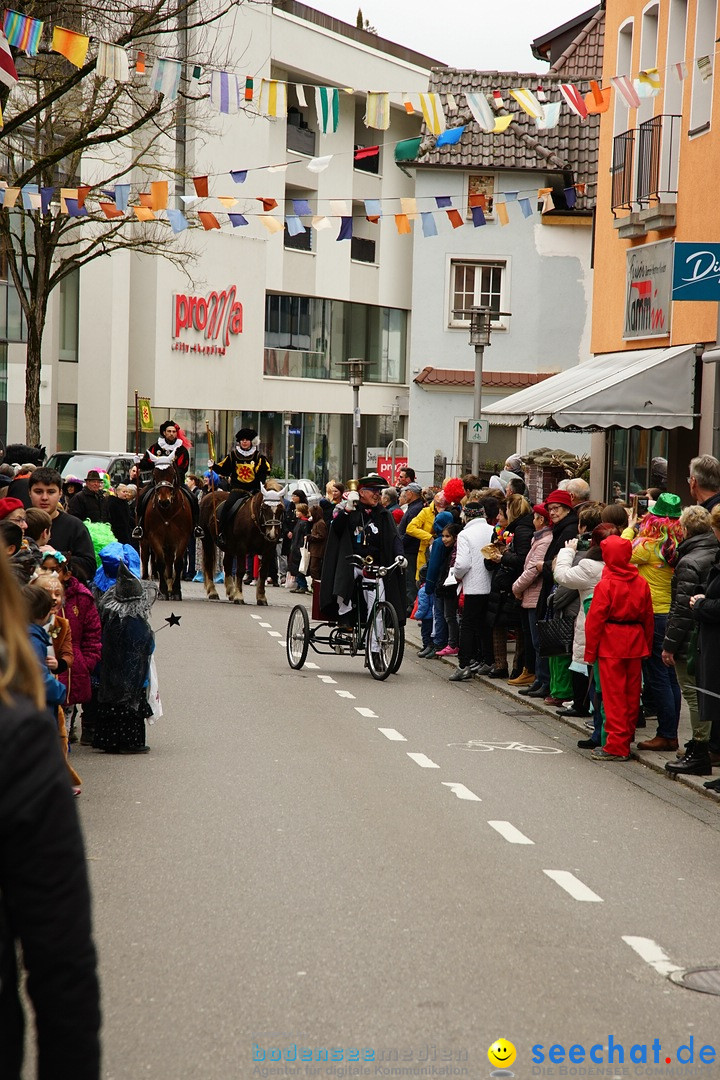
[[346, 554, 407, 576]]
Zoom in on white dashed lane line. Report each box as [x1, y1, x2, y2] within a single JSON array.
[[441, 782, 481, 801], [543, 870, 603, 902], [378, 728, 407, 741], [406, 753, 440, 769], [259, 622, 272, 627], [305, 662, 319, 669], [268, 631, 282, 638], [487, 821, 534, 844], [355, 707, 378, 718], [250, 615, 262, 620], [335, 690, 356, 699], [318, 675, 337, 684], [622, 936, 682, 976]]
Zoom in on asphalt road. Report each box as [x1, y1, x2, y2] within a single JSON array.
[[72, 583, 720, 1080]]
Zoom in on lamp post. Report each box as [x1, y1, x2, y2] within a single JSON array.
[[283, 412, 292, 480], [390, 402, 400, 480], [463, 305, 511, 475], [338, 358, 368, 481]]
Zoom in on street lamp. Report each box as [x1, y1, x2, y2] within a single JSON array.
[[283, 412, 292, 480], [337, 357, 369, 481], [461, 305, 511, 475]]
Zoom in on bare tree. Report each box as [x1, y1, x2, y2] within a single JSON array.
[[0, 0, 250, 443]]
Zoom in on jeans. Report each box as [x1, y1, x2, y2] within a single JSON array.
[[420, 617, 433, 648], [405, 552, 418, 612], [521, 608, 535, 675], [431, 592, 448, 649], [459, 593, 489, 669], [443, 593, 460, 649], [527, 608, 549, 687], [295, 571, 308, 591], [642, 614, 681, 740]]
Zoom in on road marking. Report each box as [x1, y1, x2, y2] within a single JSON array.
[[487, 820, 534, 844], [318, 675, 337, 684], [305, 662, 319, 669], [250, 614, 262, 620], [335, 690, 356, 699], [622, 936, 682, 976], [441, 782, 481, 801], [407, 753, 440, 769], [259, 622, 272, 628], [543, 870, 603, 902], [268, 631, 282, 637], [378, 728, 407, 741], [355, 707, 377, 718], [277, 640, 286, 646]]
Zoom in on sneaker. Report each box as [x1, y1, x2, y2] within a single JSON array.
[[417, 645, 434, 658], [436, 646, 459, 657], [591, 747, 630, 762], [449, 667, 472, 682], [577, 738, 599, 750], [476, 663, 493, 676], [192, 571, 204, 583]]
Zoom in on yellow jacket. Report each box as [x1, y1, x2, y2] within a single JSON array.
[[406, 505, 436, 578], [627, 535, 673, 613]]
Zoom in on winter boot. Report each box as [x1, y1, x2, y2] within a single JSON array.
[[666, 740, 713, 777]]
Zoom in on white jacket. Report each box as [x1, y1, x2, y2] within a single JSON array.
[[454, 518, 494, 595], [553, 547, 603, 665]]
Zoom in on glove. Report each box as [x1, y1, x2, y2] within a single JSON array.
[[208, 459, 215, 469], [133, 454, 143, 464], [343, 491, 359, 509], [397, 556, 408, 569]]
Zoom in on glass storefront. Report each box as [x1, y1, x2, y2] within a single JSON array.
[[607, 427, 668, 501], [264, 294, 407, 383]]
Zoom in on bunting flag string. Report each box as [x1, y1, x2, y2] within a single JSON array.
[[3, 9, 42, 55], [315, 86, 340, 134]]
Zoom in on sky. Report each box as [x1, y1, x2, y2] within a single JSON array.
[[309, 0, 593, 72]]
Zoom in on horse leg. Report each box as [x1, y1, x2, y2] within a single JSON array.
[[201, 535, 219, 600], [256, 550, 269, 606], [155, 550, 169, 600], [225, 552, 243, 603], [165, 543, 178, 600], [140, 540, 150, 580]]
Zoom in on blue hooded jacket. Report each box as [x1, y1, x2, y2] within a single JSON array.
[[93, 542, 141, 594], [28, 623, 67, 710], [425, 512, 455, 595]]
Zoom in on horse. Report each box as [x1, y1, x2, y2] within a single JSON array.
[[199, 482, 287, 605], [139, 462, 193, 600]]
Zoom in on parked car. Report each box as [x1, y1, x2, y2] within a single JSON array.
[[286, 478, 322, 506], [46, 451, 136, 487]]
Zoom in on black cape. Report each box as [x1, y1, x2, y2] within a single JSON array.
[[319, 504, 405, 624]]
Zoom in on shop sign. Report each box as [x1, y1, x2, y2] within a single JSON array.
[[376, 456, 408, 483], [672, 243, 720, 300], [172, 285, 243, 351], [623, 240, 673, 339]]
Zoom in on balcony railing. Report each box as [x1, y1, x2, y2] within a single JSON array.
[[611, 129, 635, 212], [636, 114, 680, 207]]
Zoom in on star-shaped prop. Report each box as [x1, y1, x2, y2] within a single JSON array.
[[153, 612, 182, 632]]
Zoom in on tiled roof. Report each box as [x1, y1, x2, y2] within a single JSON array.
[[550, 8, 605, 79], [417, 69, 600, 209], [414, 367, 558, 389]]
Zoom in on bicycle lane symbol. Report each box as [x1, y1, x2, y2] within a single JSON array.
[[447, 740, 563, 755]]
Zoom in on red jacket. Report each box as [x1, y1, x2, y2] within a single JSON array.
[[584, 535, 654, 662], [60, 576, 102, 704]]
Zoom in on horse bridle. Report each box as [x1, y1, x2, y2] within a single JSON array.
[[250, 495, 283, 540]]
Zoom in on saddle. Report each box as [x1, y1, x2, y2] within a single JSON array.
[[216, 492, 250, 545]]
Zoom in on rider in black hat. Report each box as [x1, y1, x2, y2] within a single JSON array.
[[211, 428, 272, 548], [134, 419, 202, 538]]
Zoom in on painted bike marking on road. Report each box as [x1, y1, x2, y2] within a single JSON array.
[[335, 690, 356, 699], [267, 631, 282, 637], [407, 753, 440, 769], [259, 622, 272, 628], [378, 728, 407, 741], [487, 820, 534, 844], [448, 739, 563, 754], [355, 707, 378, 718], [318, 675, 337, 684], [543, 870, 603, 902], [622, 936, 682, 976], [441, 782, 481, 801]]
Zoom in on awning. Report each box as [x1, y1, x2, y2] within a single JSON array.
[[482, 346, 698, 430]]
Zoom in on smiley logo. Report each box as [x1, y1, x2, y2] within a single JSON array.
[[488, 1039, 516, 1069]]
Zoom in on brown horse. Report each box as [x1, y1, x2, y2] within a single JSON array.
[[199, 484, 286, 605], [139, 463, 193, 600]]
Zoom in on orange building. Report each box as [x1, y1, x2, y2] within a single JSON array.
[[487, 0, 720, 500]]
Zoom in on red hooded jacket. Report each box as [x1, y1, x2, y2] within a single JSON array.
[[584, 535, 654, 662]]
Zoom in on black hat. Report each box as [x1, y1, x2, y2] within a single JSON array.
[[236, 428, 258, 442], [159, 419, 178, 435], [357, 474, 385, 489], [114, 561, 144, 600], [85, 469, 102, 482]]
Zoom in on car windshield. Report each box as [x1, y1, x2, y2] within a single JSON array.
[[55, 453, 120, 478]]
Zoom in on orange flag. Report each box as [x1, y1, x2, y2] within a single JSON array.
[[151, 181, 168, 210], [394, 214, 411, 234], [496, 202, 509, 226], [198, 211, 220, 231], [446, 209, 463, 229], [136, 51, 146, 74], [76, 184, 91, 209], [585, 83, 611, 114], [99, 202, 124, 219], [133, 206, 155, 221], [138, 192, 153, 208], [52, 26, 89, 68]]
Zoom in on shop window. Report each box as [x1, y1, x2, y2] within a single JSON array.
[[607, 427, 668, 502], [449, 260, 507, 328]]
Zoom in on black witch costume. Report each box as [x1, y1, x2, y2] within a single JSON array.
[[92, 563, 157, 753]]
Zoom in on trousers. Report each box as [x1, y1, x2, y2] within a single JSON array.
[[598, 656, 642, 757]]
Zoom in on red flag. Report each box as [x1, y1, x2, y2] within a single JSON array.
[[0, 31, 18, 89], [76, 184, 91, 209], [99, 202, 124, 219], [354, 145, 379, 161], [446, 209, 464, 229], [193, 175, 209, 198], [198, 211, 220, 231], [257, 197, 278, 211]]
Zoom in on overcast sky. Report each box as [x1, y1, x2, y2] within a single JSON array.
[[311, 0, 592, 72]]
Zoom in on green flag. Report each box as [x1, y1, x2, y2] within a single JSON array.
[[394, 136, 422, 162], [138, 397, 154, 431]]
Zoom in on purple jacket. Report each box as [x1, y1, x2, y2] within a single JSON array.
[[59, 576, 102, 704]]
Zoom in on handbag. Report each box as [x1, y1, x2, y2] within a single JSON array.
[[537, 612, 575, 657], [299, 541, 311, 576]]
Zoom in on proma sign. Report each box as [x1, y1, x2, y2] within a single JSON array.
[[173, 286, 243, 349]]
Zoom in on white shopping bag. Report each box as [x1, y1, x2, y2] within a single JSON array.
[[147, 655, 163, 723]]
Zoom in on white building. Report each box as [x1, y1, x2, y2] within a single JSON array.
[[2, 2, 441, 481]]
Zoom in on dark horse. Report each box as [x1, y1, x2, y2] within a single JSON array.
[[199, 483, 286, 605], [139, 463, 193, 600]]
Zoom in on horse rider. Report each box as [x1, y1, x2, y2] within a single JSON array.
[[319, 474, 406, 630], [133, 419, 203, 538], [210, 427, 272, 548]]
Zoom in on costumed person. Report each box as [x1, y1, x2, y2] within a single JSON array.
[[210, 427, 272, 549], [134, 419, 202, 539], [584, 535, 654, 762], [92, 563, 157, 754], [319, 474, 406, 632]]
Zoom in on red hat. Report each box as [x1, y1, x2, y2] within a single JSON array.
[[545, 489, 574, 508], [532, 503, 551, 523], [443, 477, 466, 503], [0, 496, 25, 520]]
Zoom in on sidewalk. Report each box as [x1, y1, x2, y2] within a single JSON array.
[[402, 617, 720, 805]]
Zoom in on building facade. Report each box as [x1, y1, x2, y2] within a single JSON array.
[[2, 2, 440, 482]]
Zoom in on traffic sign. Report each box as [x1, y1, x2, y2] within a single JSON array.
[[467, 419, 489, 444]]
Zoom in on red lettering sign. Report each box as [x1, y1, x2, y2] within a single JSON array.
[[376, 457, 408, 483], [173, 286, 243, 348]]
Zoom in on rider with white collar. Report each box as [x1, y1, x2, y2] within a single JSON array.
[[211, 428, 272, 548], [134, 419, 202, 538]]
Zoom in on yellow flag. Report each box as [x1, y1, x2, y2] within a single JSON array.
[[493, 115, 513, 134], [138, 398, 154, 432], [52, 26, 90, 68]]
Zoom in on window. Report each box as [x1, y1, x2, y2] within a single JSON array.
[[467, 174, 495, 218], [665, 0, 689, 117], [350, 200, 379, 264], [638, 3, 659, 127], [354, 102, 380, 175], [284, 223, 312, 252], [690, 0, 717, 135], [58, 268, 79, 361], [449, 260, 506, 327], [56, 403, 78, 453], [351, 236, 376, 263], [286, 106, 316, 157], [614, 20, 635, 136]]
